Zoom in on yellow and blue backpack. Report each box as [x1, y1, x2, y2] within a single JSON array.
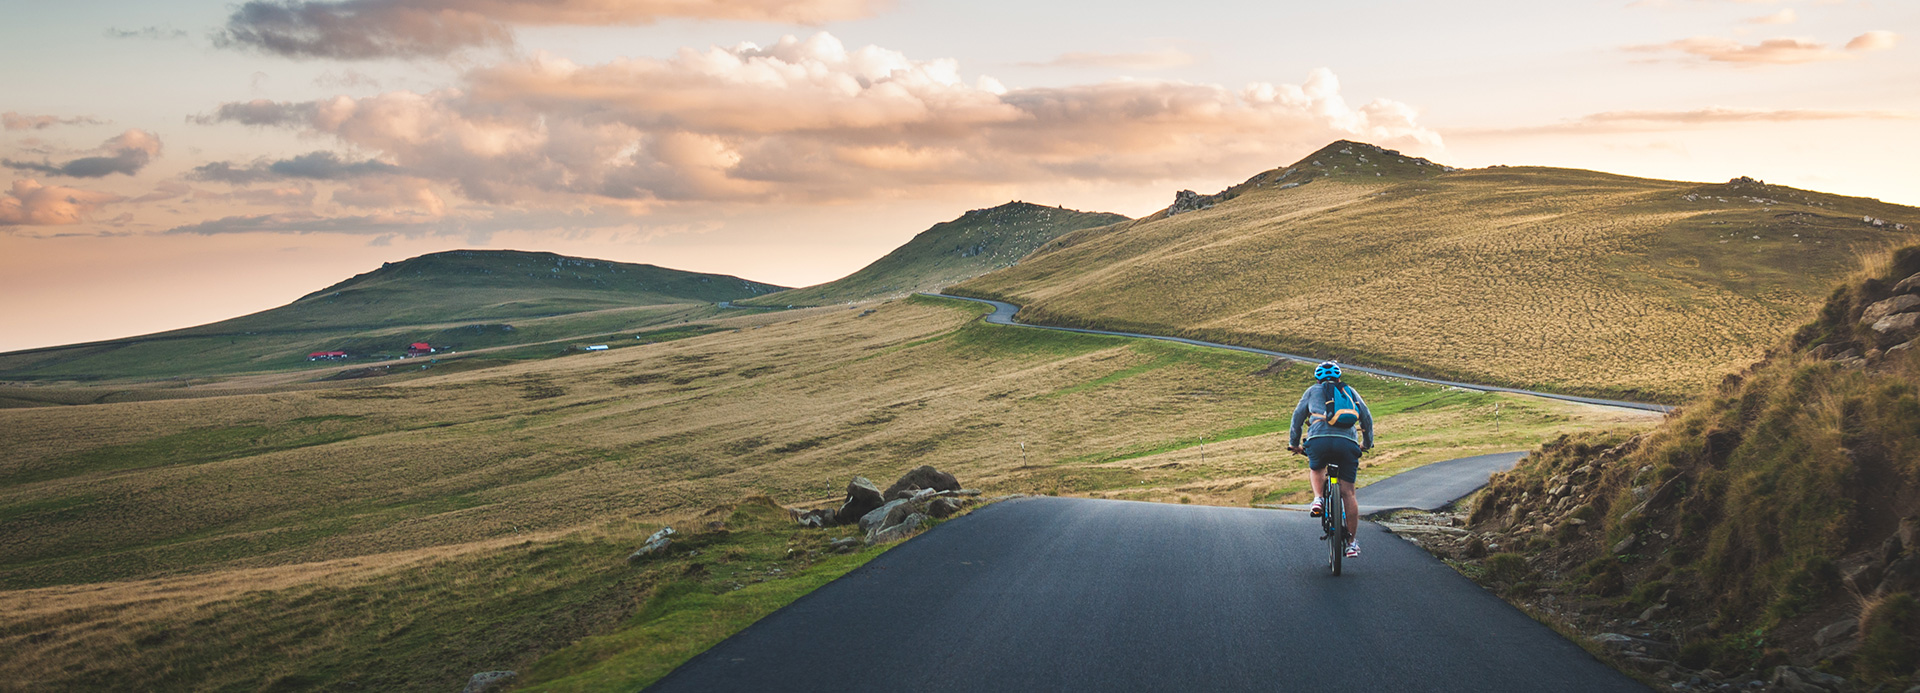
[[1321, 381, 1360, 429]]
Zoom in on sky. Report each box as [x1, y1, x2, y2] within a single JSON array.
[[2, 0, 1916, 352]]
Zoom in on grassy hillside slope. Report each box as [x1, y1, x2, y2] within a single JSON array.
[[738, 201, 1127, 307], [0, 295, 1650, 691], [953, 140, 1920, 402], [0, 250, 785, 381], [1464, 246, 1920, 686]]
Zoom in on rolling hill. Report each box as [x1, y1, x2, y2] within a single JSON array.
[[952, 140, 1920, 402], [737, 201, 1128, 307], [0, 250, 785, 382]]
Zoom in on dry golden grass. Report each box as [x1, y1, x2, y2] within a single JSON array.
[[955, 164, 1920, 401], [0, 297, 1646, 590], [0, 295, 1657, 690]]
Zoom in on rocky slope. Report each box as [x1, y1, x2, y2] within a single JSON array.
[[1409, 245, 1920, 690]]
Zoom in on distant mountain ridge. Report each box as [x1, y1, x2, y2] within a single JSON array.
[[275, 249, 783, 328], [0, 249, 785, 381], [953, 140, 1920, 401], [738, 201, 1128, 307]]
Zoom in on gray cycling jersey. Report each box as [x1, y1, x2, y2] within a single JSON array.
[[1289, 382, 1374, 448]]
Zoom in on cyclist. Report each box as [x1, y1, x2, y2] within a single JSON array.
[[1288, 361, 1374, 558]]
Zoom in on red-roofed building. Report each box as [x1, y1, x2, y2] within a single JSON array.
[[308, 350, 347, 361], [407, 342, 434, 356]]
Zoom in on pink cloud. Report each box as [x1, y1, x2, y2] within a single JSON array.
[[1454, 106, 1915, 137], [0, 179, 125, 226], [3, 130, 163, 178], [1846, 30, 1900, 51], [1628, 31, 1901, 65], [2, 112, 106, 131], [330, 177, 447, 216], [1745, 9, 1795, 25], [199, 33, 1440, 213], [218, 0, 891, 60]]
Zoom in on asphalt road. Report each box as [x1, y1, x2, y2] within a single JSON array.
[[646, 496, 1644, 692], [1272, 451, 1530, 516], [1354, 451, 1529, 515], [927, 293, 1673, 414]]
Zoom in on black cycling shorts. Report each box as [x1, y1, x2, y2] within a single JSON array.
[[1304, 436, 1362, 485]]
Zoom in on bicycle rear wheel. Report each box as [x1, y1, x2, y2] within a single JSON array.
[[1327, 479, 1344, 576]]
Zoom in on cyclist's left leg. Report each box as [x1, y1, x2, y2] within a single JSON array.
[[1335, 440, 1362, 543], [1340, 479, 1360, 539]]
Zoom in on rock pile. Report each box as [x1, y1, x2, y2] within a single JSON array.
[[625, 526, 676, 563], [461, 671, 516, 693], [1863, 272, 1920, 344], [1861, 215, 1910, 231], [1166, 189, 1220, 216], [790, 466, 981, 544]]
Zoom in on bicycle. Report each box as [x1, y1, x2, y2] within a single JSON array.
[[1321, 469, 1346, 576], [1291, 444, 1348, 576]]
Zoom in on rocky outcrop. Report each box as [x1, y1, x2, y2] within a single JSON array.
[[884, 466, 960, 500], [1871, 312, 1920, 342], [836, 477, 886, 523], [1892, 272, 1920, 296], [789, 467, 979, 544], [868, 513, 928, 544], [859, 499, 914, 536], [1769, 665, 1848, 693], [927, 497, 965, 518], [1166, 190, 1216, 216], [1861, 294, 1920, 324], [461, 671, 517, 693], [1164, 187, 1248, 217], [626, 527, 675, 562]]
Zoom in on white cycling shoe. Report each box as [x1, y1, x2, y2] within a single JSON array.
[[1345, 540, 1360, 558]]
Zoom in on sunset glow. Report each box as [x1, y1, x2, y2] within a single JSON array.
[[4, 0, 1915, 351]]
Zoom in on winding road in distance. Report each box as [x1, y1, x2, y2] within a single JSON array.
[[927, 293, 1674, 414]]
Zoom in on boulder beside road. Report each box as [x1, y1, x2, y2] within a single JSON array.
[[834, 477, 886, 524], [884, 465, 961, 500], [787, 466, 981, 544]]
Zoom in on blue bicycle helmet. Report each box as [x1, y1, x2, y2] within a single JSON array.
[[1314, 361, 1341, 381]]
